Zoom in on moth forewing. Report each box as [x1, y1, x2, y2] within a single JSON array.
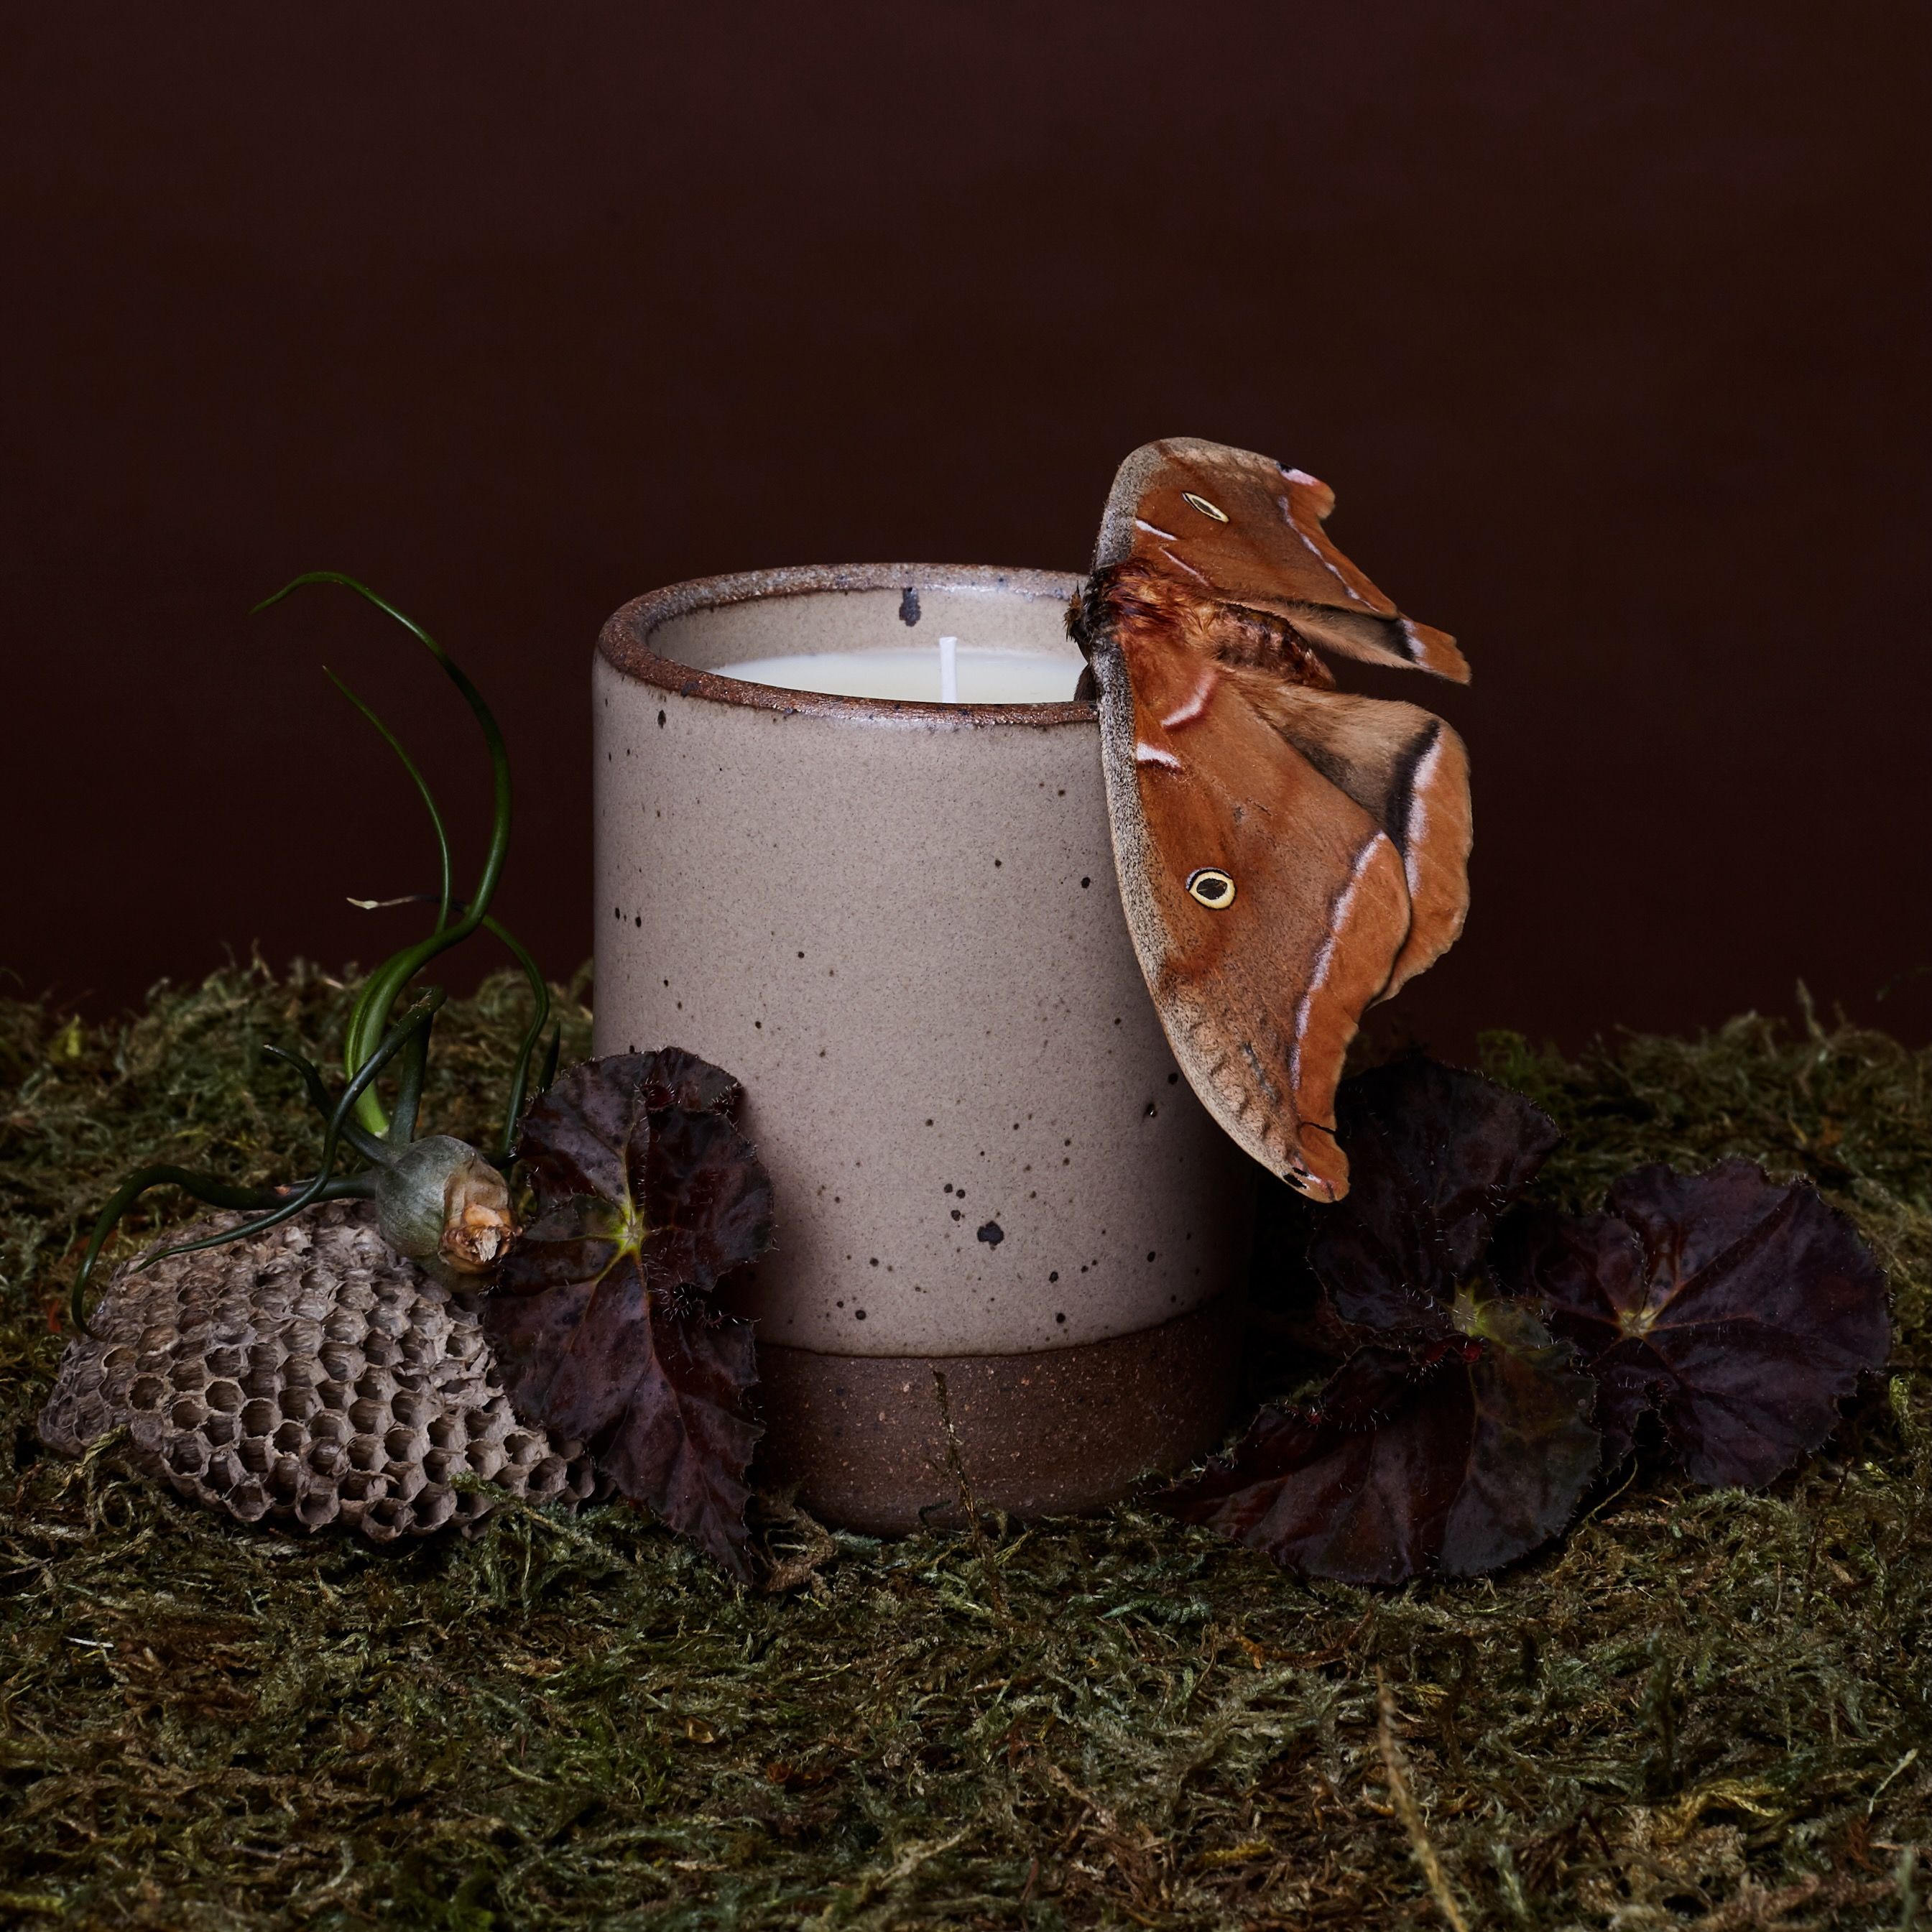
[[1091, 621, 1415, 1200]]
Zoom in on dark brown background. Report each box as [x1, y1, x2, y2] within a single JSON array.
[[5, 5, 1927, 1056]]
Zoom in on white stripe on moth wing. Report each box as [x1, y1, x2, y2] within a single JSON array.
[[1292, 831, 1398, 1076], [1400, 731, 1446, 900], [1133, 517, 1180, 542], [1160, 667, 1218, 731], [1134, 741, 1183, 769], [1398, 618, 1437, 662], [1290, 831, 1383, 1105], [1274, 495, 1364, 601], [1157, 545, 1212, 586], [1290, 846, 1383, 1105]]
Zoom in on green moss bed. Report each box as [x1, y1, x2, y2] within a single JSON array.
[[1, 964, 1926, 1929]]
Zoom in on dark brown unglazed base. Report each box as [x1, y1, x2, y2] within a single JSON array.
[[752, 1296, 1243, 1533]]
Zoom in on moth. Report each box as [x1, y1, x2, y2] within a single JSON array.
[[1068, 438, 1471, 1202]]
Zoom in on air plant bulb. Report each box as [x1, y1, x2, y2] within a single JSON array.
[[374, 1134, 514, 1277], [65, 576, 555, 1337]]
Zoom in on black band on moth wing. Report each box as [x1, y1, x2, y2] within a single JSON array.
[[1276, 733, 1351, 803], [1380, 716, 1440, 854], [1286, 603, 1425, 666], [1277, 713, 1438, 852]]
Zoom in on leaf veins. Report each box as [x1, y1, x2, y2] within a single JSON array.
[[484, 1050, 775, 1579], [1308, 1056, 1562, 1340], [1497, 1157, 1890, 1487], [1160, 1058, 1597, 1583], [1156, 1297, 1600, 1584]]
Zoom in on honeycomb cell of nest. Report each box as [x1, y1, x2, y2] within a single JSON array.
[[39, 1200, 596, 1543]]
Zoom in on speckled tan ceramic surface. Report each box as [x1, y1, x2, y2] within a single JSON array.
[[593, 564, 1255, 1362]]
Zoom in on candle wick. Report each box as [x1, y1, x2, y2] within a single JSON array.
[[938, 635, 958, 703]]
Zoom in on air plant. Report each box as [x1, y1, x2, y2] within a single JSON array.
[[69, 573, 558, 1332]]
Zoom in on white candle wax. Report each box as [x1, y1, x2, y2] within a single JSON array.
[[712, 644, 1083, 705]]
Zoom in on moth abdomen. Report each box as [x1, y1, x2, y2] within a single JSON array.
[[1201, 601, 1334, 690]]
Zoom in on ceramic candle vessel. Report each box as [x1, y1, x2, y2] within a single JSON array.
[[594, 563, 1254, 1532]]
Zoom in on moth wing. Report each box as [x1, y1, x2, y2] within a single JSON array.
[[1094, 438, 1470, 684], [1091, 626, 1414, 1201], [1221, 679, 1473, 999]]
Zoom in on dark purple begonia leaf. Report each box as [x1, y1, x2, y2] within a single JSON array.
[[1155, 1294, 1600, 1584], [1499, 1159, 1890, 1489], [511, 1050, 747, 1209], [635, 1048, 744, 1121], [1309, 1058, 1561, 1339], [485, 1052, 774, 1579], [486, 1260, 761, 1579], [1490, 1210, 1653, 1466]]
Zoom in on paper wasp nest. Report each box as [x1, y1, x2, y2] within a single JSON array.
[[39, 1200, 595, 1540]]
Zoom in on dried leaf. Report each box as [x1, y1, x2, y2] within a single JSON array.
[[1499, 1158, 1890, 1487], [1309, 1058, 1561, 1338], [1156, 1295, 1600, 1584], [485, 1050, 774, 1577]]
